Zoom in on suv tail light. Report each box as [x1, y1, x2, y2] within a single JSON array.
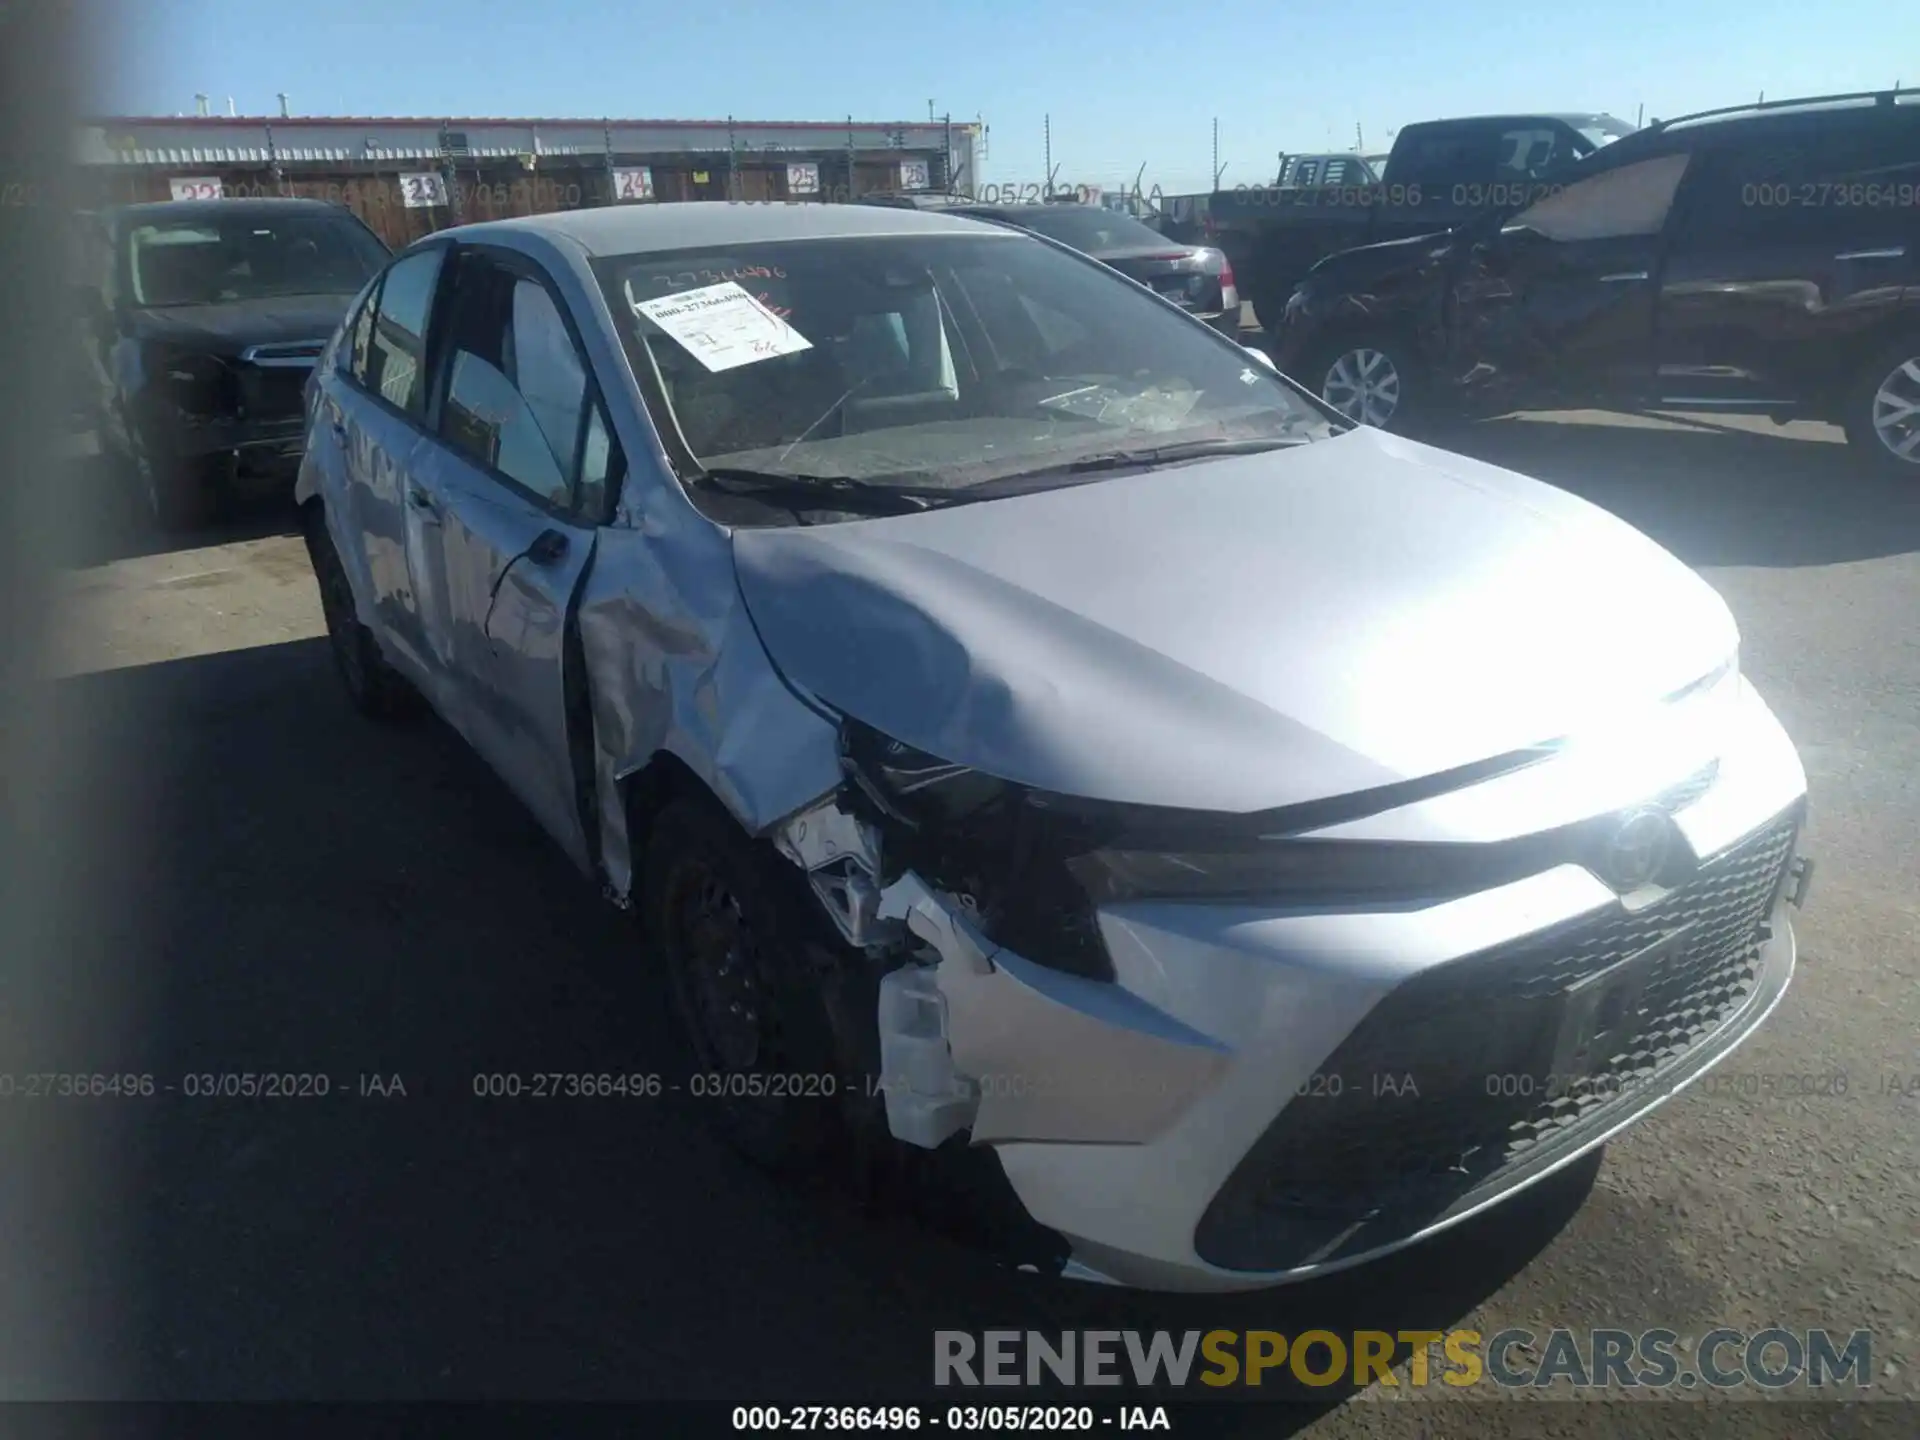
[[1219, 257, 1239, 309]]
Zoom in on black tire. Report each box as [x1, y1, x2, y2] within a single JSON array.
[[1299, 327, 1426, 433], [1247, 284, 1289, 335], [1842, 335, 1920, 478], [128, 419, 222, 532], [643, 794, 845, 1172], [302, 504, 419, 722]]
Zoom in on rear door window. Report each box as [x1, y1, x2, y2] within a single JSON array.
[[363, 246, 445, 416], [341, 284, 377, 383]]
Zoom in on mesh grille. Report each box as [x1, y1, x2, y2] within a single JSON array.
[[1194, 807, 1799, 1272], [239, 365, 312, 421]]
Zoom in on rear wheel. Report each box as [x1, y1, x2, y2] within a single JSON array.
[[303, 505, 418, 721], [1843, 337, 1920, 477]]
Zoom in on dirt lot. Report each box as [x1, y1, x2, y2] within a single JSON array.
[[14, 413, 1920, 1436]]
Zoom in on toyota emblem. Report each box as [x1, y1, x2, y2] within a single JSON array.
[[1601, 808, 1673, 891]]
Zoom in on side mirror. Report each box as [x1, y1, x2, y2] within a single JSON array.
[[1243, 344, 1278, 371]]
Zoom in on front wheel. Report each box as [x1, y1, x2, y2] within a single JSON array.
[[644, 795, 846, 1172], [1843, 337, 1920, 476], [1302, 330, 1422, 432], [124, 412, 221, 532]]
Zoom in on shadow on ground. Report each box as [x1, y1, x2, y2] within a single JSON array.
[[9, 635, 1606, 1427], [52, 443, 298, 569], [1431, 412, 1920, 570]]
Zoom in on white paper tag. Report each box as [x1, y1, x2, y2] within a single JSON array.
[[633, 281, 812, 373]]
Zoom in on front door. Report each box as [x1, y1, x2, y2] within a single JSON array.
[[1447, 150, 1693, 410], [407, 245, 626, 866]]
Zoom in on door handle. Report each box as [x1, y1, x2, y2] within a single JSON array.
[[1834, 246, 1906, 261], [406, 487, 440, 517], [1598, 271, 1650, 282]]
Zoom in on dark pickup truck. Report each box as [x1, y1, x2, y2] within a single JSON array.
[[1202, 112, 1636, 328]]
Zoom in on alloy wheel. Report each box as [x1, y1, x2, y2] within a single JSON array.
[[1322, 347, 1402, 428], [1870, 355, 1920, 466]]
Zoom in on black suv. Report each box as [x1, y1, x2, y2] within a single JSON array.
[[1272, 88, 1920, 475], [75, 197, 391, 527]]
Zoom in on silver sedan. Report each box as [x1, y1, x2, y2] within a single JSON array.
[[296, 200, 1812, 1292]]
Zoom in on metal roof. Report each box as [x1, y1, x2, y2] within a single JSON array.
[[86, 114, 983, 130], [76, 115, 977, 168], [104, 196, 342, 219], [440, 199, 1015, 258]]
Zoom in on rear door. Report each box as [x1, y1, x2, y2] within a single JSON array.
[[406, 245, 626, 865], [1653, 112, 1920, 412], [1447, 149, 1693, 407], [322, 243, 450, 689]]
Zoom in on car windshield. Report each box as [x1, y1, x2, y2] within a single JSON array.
[[1005, 206, 1170, 252], [127, 212, 389, 307], [593, 231, 1332, 513]]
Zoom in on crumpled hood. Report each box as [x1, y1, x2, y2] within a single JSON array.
[[731, 426, 1739, 813], [126, 295, 355, 353], [1308, 228, 1458, 284]]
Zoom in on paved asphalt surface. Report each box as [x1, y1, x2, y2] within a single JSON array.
[[9, 407, 1918, 1439]]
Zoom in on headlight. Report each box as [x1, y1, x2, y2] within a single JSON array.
[[146, 346, 235, 418], [838, 720, 1591, 975]]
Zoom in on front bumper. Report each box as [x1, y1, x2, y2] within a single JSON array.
[[167, 413, 307, 467], [876, 679, 1810, 1291]]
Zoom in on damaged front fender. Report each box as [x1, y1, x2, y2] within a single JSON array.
[[576, 521, 844, 898]]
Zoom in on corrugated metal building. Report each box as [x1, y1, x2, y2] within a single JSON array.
[[74, 114, 983, 249]]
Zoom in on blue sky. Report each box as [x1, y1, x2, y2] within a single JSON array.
[[93, 0, 1915, 194]]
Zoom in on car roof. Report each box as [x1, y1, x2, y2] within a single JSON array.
[[104, 197, 348, 223], [970, 202, 1105, 215], [444, 200, 1013, 257], [1399, 113, 1629, 131]]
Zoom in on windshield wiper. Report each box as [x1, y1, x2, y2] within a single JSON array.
[[693, 466, 953, 516], [954, 435, 1313, 498], [1061, 436, 1314, 473]]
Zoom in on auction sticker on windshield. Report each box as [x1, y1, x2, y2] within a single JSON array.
[[631, 280, 812, 372]]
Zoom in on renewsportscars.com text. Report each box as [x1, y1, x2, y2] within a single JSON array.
[[933, 1328, 1874, 1391]]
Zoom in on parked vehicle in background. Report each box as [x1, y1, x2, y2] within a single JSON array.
[[847, 192, 974, 210], [1159, 155, 1387, 248], [74, 197, 392, 528], [298, 200, 1811, 1292], [1276, 152, 1383, 188], [1274, 87, 1920, 475], [927, 201, 1240, 337], [1203, 112, 1634, 328]]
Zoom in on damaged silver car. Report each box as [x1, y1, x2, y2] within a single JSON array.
[[296, 201, 1814, 1292]]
